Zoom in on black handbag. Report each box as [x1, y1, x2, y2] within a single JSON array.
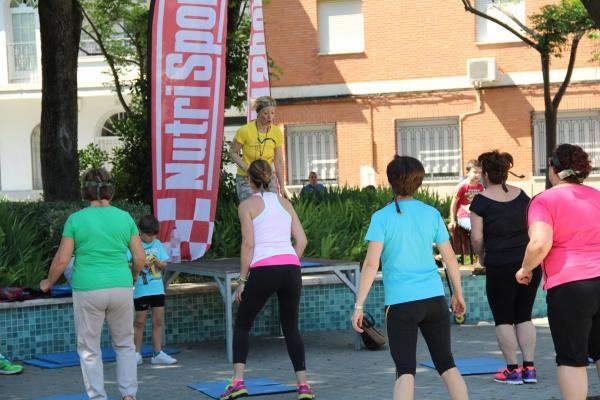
[[360, 312, 386, 350]]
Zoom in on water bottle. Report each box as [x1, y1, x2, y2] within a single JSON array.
[[170, 227, 181, 263], [64, 257, 75, 284]]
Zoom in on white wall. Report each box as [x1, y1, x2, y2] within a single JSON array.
[[0, 97, 39, 191], [0, 92, 122, 195]]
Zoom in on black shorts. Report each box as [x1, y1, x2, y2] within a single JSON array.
[[485, 265, 542, 326], [547, 276, 600, 367], [386, 296, 455, 376], [134, 294, 165, 311]]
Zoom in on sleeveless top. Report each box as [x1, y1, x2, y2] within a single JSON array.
[[250, 192, 300, 268]]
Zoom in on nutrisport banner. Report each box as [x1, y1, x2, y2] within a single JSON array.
[[149, 0, 228, 260], [246, 0, 271, 122]]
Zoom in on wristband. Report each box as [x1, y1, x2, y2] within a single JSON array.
[[354, 303, 364, 310], [238, 275, 248, 283]]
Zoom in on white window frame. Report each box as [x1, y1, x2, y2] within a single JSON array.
[[318, 0, 364, 55], [94, 111, 125, 167], [8, 0, 40, 82], [532, 110, 600, 176], [396, 118, 461, 181], [475, 0, 525, 44], [30, 124, 42, 190], [285, 123, 338, 186]]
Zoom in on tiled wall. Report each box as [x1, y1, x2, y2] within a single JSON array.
[[0, 275, 546, 360]]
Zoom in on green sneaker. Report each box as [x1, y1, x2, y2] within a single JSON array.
[[0, 354, 23, 375]]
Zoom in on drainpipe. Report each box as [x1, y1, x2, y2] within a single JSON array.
[[458, 86, 482, 171]]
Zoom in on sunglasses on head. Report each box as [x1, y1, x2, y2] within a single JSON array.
[[548, 154, 563, 170]]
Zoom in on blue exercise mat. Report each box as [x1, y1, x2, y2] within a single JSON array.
[[35, 395, 115, 400], [300, 261, 323, 268], [50, 284, 72, 297], [23, 358, 67, 369], [188, 377, 296, 399], [24, 344, 179, 368], [420, 357, 505, 375]]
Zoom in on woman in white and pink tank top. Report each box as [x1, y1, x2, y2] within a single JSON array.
[[220, 160, 315, 400]]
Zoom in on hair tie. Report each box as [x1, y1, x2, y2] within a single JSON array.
[[255, 98, 276, 114], [393, 197, 402, 214], [557, 169, 580, 180]]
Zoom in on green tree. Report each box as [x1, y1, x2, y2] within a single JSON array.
[[78, 143, 109, 173], [77, 0, 252, 204], [461, 0, 597, 187]]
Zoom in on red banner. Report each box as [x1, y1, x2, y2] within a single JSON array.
[[247, 0, 271, 122], [150, 0, 228, 260]]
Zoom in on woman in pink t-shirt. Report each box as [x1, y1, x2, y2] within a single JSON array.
[[516, 144, 600, 399]]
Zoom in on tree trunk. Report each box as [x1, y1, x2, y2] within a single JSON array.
[[544, 108, 557, 189], [38, 1, 83, 201], [582, 0, 600, 28], [539, 55, 556, 189]]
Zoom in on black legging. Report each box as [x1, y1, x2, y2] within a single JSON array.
[[486, 264, 542, 326], [233, 264, 306, 371], [387, 296, 456, 376]]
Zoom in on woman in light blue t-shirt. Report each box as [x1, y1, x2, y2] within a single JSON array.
[[352, 156, 469, 400]]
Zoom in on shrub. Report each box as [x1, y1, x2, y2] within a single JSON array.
[[0, 200, 150, 287], [205, 185, 452, 262], [78, 143, 110, 173], [0, 182, 450, 288], [0, 206, 48, 287]]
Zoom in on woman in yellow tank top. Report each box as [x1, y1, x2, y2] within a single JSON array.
[[228, 96, 287, 201]]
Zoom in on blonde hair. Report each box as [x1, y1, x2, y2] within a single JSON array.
[[253, 96, 277, 114]]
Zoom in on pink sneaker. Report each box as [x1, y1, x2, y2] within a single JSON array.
[[494, 368, 523, 384], [219, 379, 248, 400], [521, 366, 537, 383], [298, 383, 316, 399]]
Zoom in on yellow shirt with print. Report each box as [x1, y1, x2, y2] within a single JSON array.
[[234, 121, 283, 176]]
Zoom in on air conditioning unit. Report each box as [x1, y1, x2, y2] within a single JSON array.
[[467, 57, 496, 83]]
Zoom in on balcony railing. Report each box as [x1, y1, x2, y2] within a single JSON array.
[[7, 41, 38, 82], [95, 136, 122, 157], [79, 38, 102, 57]]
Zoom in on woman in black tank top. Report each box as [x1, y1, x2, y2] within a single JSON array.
[[469, 151, 541, 385]]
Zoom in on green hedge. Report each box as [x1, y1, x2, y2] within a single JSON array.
[[0, 185, 450, 287], [0, 200, 149, 287], [207, 185, 451, 262]]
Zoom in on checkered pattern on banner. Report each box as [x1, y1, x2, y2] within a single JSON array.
[[156, 197, 215, 260]]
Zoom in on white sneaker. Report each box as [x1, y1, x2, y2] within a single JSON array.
[[150, 350, 177, 365], [135, 352, 142, 366]]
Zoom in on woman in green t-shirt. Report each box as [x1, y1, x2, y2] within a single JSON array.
[[228, 96, 288, 201], [40, 168, 146, 400]]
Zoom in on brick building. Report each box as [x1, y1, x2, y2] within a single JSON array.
[[262, 0, 600, 195]]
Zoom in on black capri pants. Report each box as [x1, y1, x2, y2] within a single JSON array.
[[485, 264, 542, 326], [547, 276, 600, 367], [233, 265, 306, 372], [386, 296, 455, 376]]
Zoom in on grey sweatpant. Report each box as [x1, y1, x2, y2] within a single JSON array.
[[73, 287, 137, 400]]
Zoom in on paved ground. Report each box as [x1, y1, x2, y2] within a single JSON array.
[[3, 318, 600, 400]]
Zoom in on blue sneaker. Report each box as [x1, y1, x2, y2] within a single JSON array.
[[521, 366, 537, 384], [494, 368, 523, 384]]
